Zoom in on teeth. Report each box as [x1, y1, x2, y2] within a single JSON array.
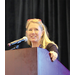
[[33, 36, 35, 37]]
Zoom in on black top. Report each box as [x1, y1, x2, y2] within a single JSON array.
[[45, 43, 58, 54], [19, 42, 58, 54]]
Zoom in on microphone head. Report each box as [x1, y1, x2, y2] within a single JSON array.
[[23, 36, 28, 42]]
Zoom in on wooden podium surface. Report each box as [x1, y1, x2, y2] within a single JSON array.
[[5, 47, 70, 75]]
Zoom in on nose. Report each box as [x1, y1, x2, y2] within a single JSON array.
[[32, 30, 35, 34]]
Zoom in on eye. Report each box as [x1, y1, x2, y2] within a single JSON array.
[[35, 28, 38, 31], [28, 29, 32, 31]]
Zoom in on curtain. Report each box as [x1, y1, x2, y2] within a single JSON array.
[[5, 0, 70, 70]]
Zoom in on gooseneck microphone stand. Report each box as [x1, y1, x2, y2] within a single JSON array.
[[10, 45, 19, 50]]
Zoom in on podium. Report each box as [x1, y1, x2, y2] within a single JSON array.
[[5, 47, 70, 75]]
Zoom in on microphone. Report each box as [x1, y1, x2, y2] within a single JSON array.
[[8, 36, 28, 46]]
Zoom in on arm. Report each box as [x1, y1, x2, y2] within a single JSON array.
[[46, 43, 58, 62]]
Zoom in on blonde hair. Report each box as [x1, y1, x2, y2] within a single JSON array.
[[25, 19, 58, 49]]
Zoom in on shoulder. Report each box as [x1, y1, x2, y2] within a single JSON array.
[[45, 43, 58, 53]]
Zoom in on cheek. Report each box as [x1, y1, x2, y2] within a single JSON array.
[[27, 33, 31, 38], [38, 32, 42, 38], [26, 31, 30, 38]]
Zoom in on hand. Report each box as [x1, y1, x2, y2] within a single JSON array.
[[49, 51, 58, 62]]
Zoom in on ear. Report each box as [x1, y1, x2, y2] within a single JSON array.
[[26, 31, 28, 34], [26, 31, 27, 33]]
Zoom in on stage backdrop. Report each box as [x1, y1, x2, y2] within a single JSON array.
[[5, 0, 70, 70]]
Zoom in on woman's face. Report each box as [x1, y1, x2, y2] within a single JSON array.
[[26, 22, 43, 43]]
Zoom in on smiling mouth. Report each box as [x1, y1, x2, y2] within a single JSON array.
[[31, 36, 36, 38]]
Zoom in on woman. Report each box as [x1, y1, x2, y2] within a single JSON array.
[[25, 18, 58, 62]]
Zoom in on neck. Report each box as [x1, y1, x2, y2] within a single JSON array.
[[31, 42, 40, 47]]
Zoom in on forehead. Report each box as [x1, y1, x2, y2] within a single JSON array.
[[28, 22, 40, 29]]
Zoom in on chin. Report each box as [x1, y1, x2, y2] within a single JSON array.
[[31, 40, 37, 42]]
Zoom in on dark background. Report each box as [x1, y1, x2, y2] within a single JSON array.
[[5, 0, 70, 70]]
